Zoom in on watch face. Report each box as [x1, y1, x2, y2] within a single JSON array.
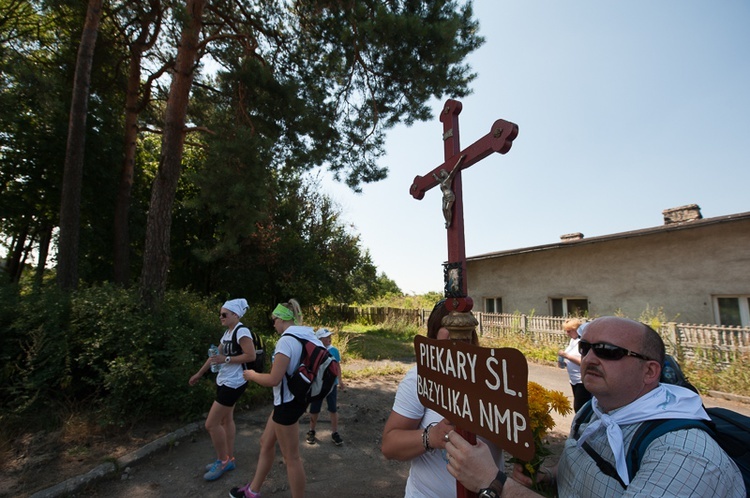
[[478, 490, 499, 498]]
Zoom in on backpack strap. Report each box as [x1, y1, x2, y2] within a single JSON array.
[[232, 325, 259, 371], [572, 399, 594, 439], [280, 333, 307, 403], [574, 411, 713, 488], [572, 401, 627, 488], [626, 419, 714, 481], [580, 441, 627, 488]]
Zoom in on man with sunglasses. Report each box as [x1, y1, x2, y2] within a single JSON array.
[[444, 316, 745, 497]]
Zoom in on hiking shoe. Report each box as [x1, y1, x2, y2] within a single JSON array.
[[206, 458, 236, 472], [332, 432, 343, 446], [229, 483, 261, 498], [306, 429, 316, 445], [204, 458, 234, 481]]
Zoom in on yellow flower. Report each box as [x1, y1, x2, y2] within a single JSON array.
[[509, 381, 572, 494]]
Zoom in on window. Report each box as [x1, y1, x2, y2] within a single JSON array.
[[714, 296, 750, 326], [550, 297, 588, 317], [485, 297, 502, 314]]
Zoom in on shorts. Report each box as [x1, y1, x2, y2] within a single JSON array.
[[272, 395, 308, 426], [309, 386, 337, 415], [216, 383, 247, 407]]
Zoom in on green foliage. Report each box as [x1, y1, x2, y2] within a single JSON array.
[[365, 291, 444, 309], [681, 354, 750, 398], [0, 284, 272, 432], [2, 1, 482, 308], [337, 320, 420, 361], [638, 305, 679, 330], [1, 285, 71, 421]]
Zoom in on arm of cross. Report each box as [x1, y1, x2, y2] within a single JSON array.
[[409, 119, 519, 200]]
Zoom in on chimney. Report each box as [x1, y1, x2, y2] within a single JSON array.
[[560, 232, 584, 242], [662, 204, 702, 225]]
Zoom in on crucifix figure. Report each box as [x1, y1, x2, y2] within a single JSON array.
[[433, 155, 464, 228], [410, 99, 518, 313]]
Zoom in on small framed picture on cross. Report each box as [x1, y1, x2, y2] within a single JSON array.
[[443, 262, 463, 298]]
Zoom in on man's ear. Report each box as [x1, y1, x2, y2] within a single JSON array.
[[644, 360, 662, 384]]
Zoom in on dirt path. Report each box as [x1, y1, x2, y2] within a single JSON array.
[[67, 373, 412, 498]]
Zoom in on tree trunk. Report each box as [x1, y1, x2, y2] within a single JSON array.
[[113, 51, 143, 286], [7, 225, 28, 284], [34, 224, 53, 290], [56, 0, 103, 291], [113, 0, 162, 286], [139, 0, 205, 310]]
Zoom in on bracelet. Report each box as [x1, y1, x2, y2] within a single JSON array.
[[422, 422, 437, 452]]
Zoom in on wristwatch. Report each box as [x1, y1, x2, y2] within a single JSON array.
[[478, 469, 507, 498], [224, 355, 231, 363]]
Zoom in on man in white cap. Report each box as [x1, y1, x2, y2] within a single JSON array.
[[306, 328, 345, 446]]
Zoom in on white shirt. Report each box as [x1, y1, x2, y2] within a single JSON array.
[[564, 337, 583, 385], [392, 367, 504, 498], [216, 324, 252, 389]]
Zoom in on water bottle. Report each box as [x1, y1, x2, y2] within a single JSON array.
[[208, 344, 221, 373], [557, 354, 566, 369]]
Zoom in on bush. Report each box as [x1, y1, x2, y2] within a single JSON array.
[[0, 284, 273, 432]]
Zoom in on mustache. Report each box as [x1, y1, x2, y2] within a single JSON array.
[[583, 365, 603, 377]]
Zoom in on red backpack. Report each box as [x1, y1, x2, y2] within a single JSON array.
[[283, 334, 340, 404]]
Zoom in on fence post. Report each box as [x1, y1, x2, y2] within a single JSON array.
[[521, 314, 528, 334], [663, 322, 679, 359]]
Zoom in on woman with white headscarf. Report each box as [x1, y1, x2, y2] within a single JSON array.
[[189, 298, 256, 482]]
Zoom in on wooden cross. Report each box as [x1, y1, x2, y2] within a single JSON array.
[[410, 99, 518, 313], [410, 100, 518, 498]]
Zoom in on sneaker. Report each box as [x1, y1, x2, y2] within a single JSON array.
[[229, 483, 261, 498], [306, 429, 316, 445], [206, 458, 236, 472], [331, 432, 343, 446], [204, 458, 234, 481]]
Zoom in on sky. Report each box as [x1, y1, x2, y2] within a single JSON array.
[[320, 0, 750, 296]]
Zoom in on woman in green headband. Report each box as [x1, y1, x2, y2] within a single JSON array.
[[271, 303, 297, 323], [233, 298, 320, 498]]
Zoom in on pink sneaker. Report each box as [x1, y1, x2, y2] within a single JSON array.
[[229, 483, 260, 498]]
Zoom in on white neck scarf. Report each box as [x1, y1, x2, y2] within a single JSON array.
[[577, 384, 708, 486]]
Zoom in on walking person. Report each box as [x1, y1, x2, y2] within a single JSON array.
[[557, 318, 592, 412], [229, 299, 322, 498], [189, 298, 256, 481], [306, 327, 344, 446]]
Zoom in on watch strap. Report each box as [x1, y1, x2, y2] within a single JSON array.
[[478, 469, 506, 497]]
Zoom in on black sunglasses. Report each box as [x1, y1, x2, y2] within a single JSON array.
[[578, 340, 652, 361], [219, 312, 232, 318]]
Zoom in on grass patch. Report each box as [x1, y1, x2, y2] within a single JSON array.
[[344, 363, 412, 380], [333, 319, 420, 362], [316, 320, 421, 380]]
